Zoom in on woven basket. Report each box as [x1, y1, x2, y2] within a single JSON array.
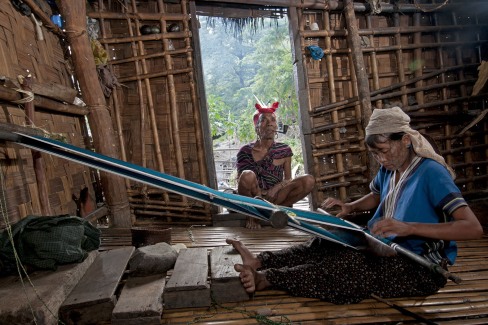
[[131, 227, 172, 247]]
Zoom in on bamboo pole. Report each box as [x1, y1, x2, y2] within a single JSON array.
[[392, 13, 407, 107], [197, 0, 476, 12], [366, 16, 382, 109], [314, 76, 477, 115], [322, 11, 347, 201], [128, 0, 154, 202], [156, 0, 188, 208], [117, 67, 193, 83], [98, 31, 189, 44], [110, 48, 191, 65], [451, 12, 473, 191], [57, 0, 131, 228], [18, 75, 52, 216], [0, 86, 88, 116], [86, 11, 186, 21], [343, 0, 375, 181], [99, 21, 131, 191], [302, 23, 488, 38], [96, 0, 131, 191]]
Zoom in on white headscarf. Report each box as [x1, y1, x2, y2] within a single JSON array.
[[365, 106, 455, 179]]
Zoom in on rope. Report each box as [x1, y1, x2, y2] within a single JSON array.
[[413, 0, 449, 13], [12, 88, 34, 104], [0, 161, 64, 324]]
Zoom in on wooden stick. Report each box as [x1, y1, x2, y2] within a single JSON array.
[[86, 11, 186, 21], [321, 10, 348, 200], [98, 31, 189, 44], [313, 64, 477, 114], [371, 294, 439, 325], [116, 67, 193, 83], [393, 13, 408, 107], [19, 75, 52, 216], [302, 24, 488, 38], [0, 83, 88, 116], [197, 0, 476, 12], [109, 48, 191, 65]]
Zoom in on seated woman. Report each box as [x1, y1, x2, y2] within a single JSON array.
[[228, 106, 483, 304], [236, 102, 315, 229]]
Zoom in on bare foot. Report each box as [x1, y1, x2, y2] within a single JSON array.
[[234, 264, 270, 293], [246, 217, 262, 229], [226, 238, 261, 270]]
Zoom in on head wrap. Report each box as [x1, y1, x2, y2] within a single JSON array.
[[253, 102, 279, 126], [365, 106, 455, 179]]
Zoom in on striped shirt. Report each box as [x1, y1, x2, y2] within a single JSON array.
[[237, 142, 293, 190]]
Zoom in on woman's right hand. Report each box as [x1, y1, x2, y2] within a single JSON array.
[[321, 197, 353, 217]]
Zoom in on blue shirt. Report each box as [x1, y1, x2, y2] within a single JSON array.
[[367, 158, 467, 264]]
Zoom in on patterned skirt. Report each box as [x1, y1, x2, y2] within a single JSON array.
[[258, 237, 447, 304]]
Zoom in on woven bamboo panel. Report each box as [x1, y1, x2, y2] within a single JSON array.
[[300, 4, 488, 206], [92, 0, 212, 225], [0, 1, 95, 227]]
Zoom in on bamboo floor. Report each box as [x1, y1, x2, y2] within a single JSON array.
[[156, 226, 488, 325]]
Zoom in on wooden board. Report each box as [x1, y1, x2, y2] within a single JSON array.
[[163, 248, 210, 309], [0, 250, 97, 325], [112, 274, 166, 325], [59, 246, 135, 325], [210, 245, 250, 303]]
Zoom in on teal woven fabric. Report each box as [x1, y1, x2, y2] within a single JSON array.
[[0, 215, 101, 273]]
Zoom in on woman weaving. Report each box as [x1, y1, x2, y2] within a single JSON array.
[[227, 106, 483, 304]]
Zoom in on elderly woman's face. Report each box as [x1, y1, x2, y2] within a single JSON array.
[[256, 113, 277, 139], [368, 136, 411, 172]]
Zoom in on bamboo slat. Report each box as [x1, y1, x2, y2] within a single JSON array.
[[154, 227, 488, 325]]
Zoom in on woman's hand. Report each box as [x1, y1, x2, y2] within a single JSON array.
[[321, 197, 353, 217], [265, 185, 280, 201], [370, 218, 413, 238]]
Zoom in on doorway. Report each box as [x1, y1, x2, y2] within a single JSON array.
[[194, 5, 304, 192]]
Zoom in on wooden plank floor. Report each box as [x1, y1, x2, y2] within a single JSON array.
[[158, 226, 488, 325]]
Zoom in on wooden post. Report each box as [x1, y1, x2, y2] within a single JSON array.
[[343, 0, 376, 177], [19, 74, 52, 216], [57, 0, 131, 227], [289, 7, 317, 208]]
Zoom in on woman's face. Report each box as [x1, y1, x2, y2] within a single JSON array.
[[368, 135, 412, 172], [256, 113, 277, 140]]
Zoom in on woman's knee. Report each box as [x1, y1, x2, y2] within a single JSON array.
[[238, 170, 258, 186], [302, 174, 315, 192]]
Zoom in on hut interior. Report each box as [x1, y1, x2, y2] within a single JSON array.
[[0, 0, 488, 324]]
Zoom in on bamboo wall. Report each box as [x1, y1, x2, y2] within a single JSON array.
[[295, 2, 488, 206], [88, 0, 213, 226], [0, 1, 94, 227]]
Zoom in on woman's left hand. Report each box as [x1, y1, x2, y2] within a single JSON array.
[[371, 218, 413, 238]]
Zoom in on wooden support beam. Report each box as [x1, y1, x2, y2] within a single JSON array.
[[58, 0, 132, 228], [19, 75, 52, 216], [0, 81, 88, 116]]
